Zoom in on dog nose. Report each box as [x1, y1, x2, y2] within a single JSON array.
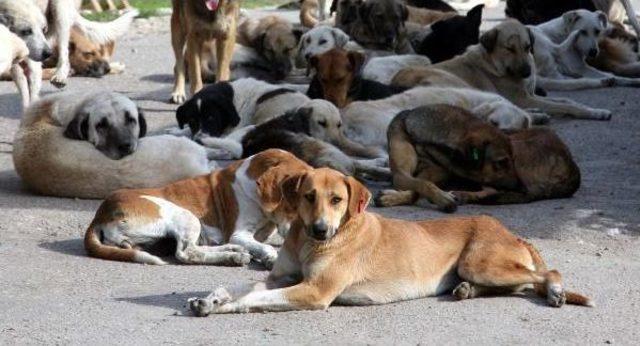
[[520, 64, 531, 78], [118, 142, 134, 155], [41, 49, 52, 61], [311, 220, 329, 240], [588, 48, 598, 58]]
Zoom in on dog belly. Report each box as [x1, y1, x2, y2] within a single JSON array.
[[335, 270, 459, 305]]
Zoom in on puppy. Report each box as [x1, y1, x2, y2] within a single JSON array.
[[0, 24, 28, 74], [236, 15, 304, 80], [415, 4, 483, 63], [13, 92, 212, 199], [376, 105, 580, 212], [340, 86, 539, 157], [241, 103, 390, 180], [84, 149, 311, 268], [307, 48, 407, 108], [188, 168, 591, 316]]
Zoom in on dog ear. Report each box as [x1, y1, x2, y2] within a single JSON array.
[[64, 112, 89, 140], [331, 28, 350, 48], [527, 27, 535, 54], [562, 11, 579, 27], [347, 51, 365, 72], [256, 168, 289, 213], [137, 107, 147, 138], [596, 10, 608, 28], [345, 175, 371, 218], [479, 27, 498, 53], [0, 13, 14, 28], [281, 172, 308, 207], [467, 4, 484, 25]]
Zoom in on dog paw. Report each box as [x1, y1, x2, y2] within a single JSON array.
[[453, 282, 473, 300], [170, 92, 187, 104], [593, 109, 612, 121], [188, 297, 214, 317], [547, 284, 566, 307], [232, 252, 251, 266], [433, 191, 458, 213], [529, 112, 551, 125], [50, 74, 68, 89], [601, 77, 616, 87]]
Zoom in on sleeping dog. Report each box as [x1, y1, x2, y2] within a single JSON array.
[[306, 48, 407, 108], [376, 105, 580, 212]]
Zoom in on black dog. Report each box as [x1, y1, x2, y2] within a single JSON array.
[[415, 4, 483, 63], [505, 0, 596, 24], [175, 82, 240, 138]]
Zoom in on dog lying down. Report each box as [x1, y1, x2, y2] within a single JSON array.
[[84, 150, 310, 269], [12, 92, 212, 199], [188, 168, 592, 316], [376, 105, 580, 212]]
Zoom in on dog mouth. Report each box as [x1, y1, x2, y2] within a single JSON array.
[[204, 0, 219, 11]]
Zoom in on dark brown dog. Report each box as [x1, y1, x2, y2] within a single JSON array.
[[375, 104, 580, 212], [306, 48, 406, 108]]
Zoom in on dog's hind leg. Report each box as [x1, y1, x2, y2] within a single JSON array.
[[10, 64, 30, 109], [26, 60, 42, 104], [515, 95, 612, 121], [229, 228, 279, 270], [536, 77, 615, 91]]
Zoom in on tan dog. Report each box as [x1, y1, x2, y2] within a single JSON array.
[[588, 22, 640, 78], [188, 167, 592, 316], [376, 105, 580, 212], [170, 0, 239, 104], [392, 20, 612, 121], [84, 149, 311, 268], [406, 5, 457, 25], [236, 15, 302, 80]]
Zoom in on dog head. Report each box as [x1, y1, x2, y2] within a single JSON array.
[[0, 1, 52, 62], [562, 10, 607, 58], [282, 168, 371, 241], [309, 48, 366, 108], [295, 99, 345, 143], [67, 28, 113, 78], [418, 4, 483, 63], [334, 0, 364, 26], [297, 26, 351, 64], [358, 0, 408, 48], [64, 93, 146, 160], [175, 82, 240, 137], [256, 17, 304, 80], [480, 19, 535, 79]]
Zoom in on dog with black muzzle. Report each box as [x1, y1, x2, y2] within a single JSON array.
[[392, 20, 613, 121]]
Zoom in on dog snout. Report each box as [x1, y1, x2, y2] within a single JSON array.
[[41, 47, 52, 61], [311, 220, 330, 240], [118, 141, 135, 156], [519, 64, 531, 78], [87, 61, 111, 78], [588, 48, 598, 58]]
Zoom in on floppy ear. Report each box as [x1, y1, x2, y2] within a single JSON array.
[[347, 51, 365, 72], [297, 106, 314, 119], [596, 10, 608, 28], [137, 107, 147, 138], [64, 112, 89, 140], [256, 168, 288, 213], [562, 11, 579, 28], [331, 28, 350, 48], [345, 176, 371, 218], [281, 173, 308, 207], [479, 27, 498, 53], [527, 27, 535, 53]]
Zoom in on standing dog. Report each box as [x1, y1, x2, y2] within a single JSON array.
[[84, 150, 311, 268], [170, 0, 240, 104], [188, 168, 592, 316], [376, 105, 580, 212], [392, 20, 613, 121]]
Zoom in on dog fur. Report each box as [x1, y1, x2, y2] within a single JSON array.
[[376, 105, 580, 212], [306, 48, 407, 108], [588, 22, 640, 77], [188, 168, 592, 316], [12, 92, 212, 199], [170, 0, 239, 104], [0, 24, 28, 74], [392, 20, 613, 120], [83, 149, 311, 268]]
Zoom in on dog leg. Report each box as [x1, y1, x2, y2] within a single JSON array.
[[374, 189, 419, 207], [90, 0, 104, 12], [515, 95, 612, 121], [10, 64, 30, 109], [186, 33, 204, 97], [536, 77, 616, 91], [215, 14, 238, 82], [196, 135, 244, 159], [170, 14, 187, 104], [50, 0, 73, 88], [229, 230, 279, 269], [26, 60, 42, 104], [105, 0, 117, 11]]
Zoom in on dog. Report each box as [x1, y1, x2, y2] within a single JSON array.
[[505, 0, 640, 38], [84, 149, 311, 269], [306, 48, 407, 108], [531, 9, 640, 90], [404, 0, 456, 12], [12, 92, 213, 199], [170, 0, 239, 104], [0, 0, 137, 107], [392, 20, 613, 121], [340, 86, 542, 157], [241, 104, 390, 180], [376, 105, 580, 212], [361, 54, 431, 84], [236, 15, 304, 80], [414, 4, 483, 63], [187, 167, 592, 316], [0, 24, 28, 74], [300, 0, 334, 27], [406, 5, 458, 25], [588, 22, 640, 77]]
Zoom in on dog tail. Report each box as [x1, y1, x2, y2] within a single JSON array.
[[84, 223, 166, 265], [353, 161, 391, 181], [73, 9, 139, 45], [522, 240, 594, 307], [300, 0, 319, 28]]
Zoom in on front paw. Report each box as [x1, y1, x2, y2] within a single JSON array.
[[171, 91, 187, 104], [232, 252, 251, 266], [593, 109, 612, 121], [188, 297, 215, 317], [50, 72, 68, 89], [432, 191, 458, 213]]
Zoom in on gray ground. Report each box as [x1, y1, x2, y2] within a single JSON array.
[[1, 5, 639, 345]]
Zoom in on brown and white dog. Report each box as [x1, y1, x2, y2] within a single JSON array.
[[84, 149, 312, 268], [188, 167, 592, 316]]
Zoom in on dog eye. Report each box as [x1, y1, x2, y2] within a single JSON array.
[[318, 120, 327, 127], [580, 30, 587, 36], [337, 122, 342, 128], [319, 39, 327, 45], [305, 192, 316, 203], [331, 197, 342, 205], [20, 28, 33, 36], [96, 118, 109, 130]]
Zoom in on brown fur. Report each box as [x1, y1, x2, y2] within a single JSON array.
[[406, 5, 457, 25], [589, 23, 640, 78], [376, 105, 580, 212], [170, 0, 239, 103], [309, 48, 365, 108], [299, 0, 320, 28]]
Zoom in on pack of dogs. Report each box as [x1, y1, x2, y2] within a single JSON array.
[[7, 0, 640, 316]]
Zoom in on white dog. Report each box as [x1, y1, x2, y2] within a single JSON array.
[[0, 24, 28, 73], [13, 92, 214, 199], [340, 86, 544, 157], [0, 0, 137, 107], [531, 9, 640, 90]]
